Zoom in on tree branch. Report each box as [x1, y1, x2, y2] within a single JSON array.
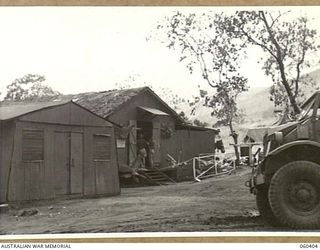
[[188, 35, 218, 88], [260, 10, 300, 114], [170, 26, 217, 89], [269, 11, 290, 28], [238, 25, 278, 59], [294, 32, 307, 98]]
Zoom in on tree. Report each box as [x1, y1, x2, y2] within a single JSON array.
[[229, 11, 319, 114], [193, 118, 208, 128], [115, 75, 188, 116], [178, 111, 192, 125], [156, 11, 249, 163], [4, 74, 60, 101]]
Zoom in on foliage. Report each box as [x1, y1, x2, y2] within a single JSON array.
[[178, 111, 192, 125], [228, 11, 320, 114], [4, 74, 60, 101], [193, 118, 208, 128], [156, 11, 249, 163], [160, 123, 173, 138], [115, 75, 188, 115], [157, 11, 248, 126]]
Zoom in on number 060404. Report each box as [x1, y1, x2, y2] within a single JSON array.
[[300, 244, 318, 248]]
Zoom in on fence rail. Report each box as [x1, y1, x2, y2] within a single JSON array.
[[192, 153, 236, 182]]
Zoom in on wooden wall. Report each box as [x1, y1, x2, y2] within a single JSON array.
[[160, 129, 216, 168], [0, 120, 15, 203]]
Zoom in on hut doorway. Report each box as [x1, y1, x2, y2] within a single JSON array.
[[137, 121, 154, 168], [137, 121, 153, 142], [53, 131, 83, 196], [136, 120, 161, 168]]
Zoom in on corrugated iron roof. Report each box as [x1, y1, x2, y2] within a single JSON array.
[[0, 100, 70, 121], [0, 87, 182, 123], [52, 87, 146, 118], [47, 87, 185, 123]]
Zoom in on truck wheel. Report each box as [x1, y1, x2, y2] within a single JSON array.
[[268, 161, 320, 229], [256, 186, 281, 226]]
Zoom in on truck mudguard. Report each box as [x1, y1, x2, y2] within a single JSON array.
[[268, 140, 320, 156], [262, 140, 320, 176]]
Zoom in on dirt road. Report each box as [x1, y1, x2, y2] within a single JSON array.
[[0, 167, 291, 234]]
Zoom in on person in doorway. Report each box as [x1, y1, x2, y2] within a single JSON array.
[[137, 132, 148, 151], [136, 132, 149, 165], [131, 148, 147, 183]]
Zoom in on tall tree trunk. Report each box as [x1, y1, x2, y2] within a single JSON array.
[[277, 60, 301, 114], [229, 121, 240, 166], [260, 11, 301, 115]]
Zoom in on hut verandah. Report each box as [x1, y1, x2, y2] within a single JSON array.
[[0, 100, 120, 203]]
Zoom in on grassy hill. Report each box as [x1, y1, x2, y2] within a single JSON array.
[[172, 67, 320, 148], [183, 67, 320, 128]]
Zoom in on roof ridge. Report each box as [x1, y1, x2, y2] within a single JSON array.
[[67, 86, 148, 96], [0, 99, 70, 106]]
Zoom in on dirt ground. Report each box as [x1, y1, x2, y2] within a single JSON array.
[[0, 167, 294, 234]]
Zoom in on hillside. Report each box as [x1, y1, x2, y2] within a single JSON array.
[[174, 86, 275, 129], [180, 67, 320, 128], [238, 67, 320, 128], [172, 67, 320, 147]]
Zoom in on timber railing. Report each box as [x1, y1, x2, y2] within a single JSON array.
[[192, 153, 236, 182]]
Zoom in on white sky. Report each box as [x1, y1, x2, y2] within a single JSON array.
[[0, 6, 319, 99]]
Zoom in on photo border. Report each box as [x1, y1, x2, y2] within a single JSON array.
[[0, 0, 320, 243]]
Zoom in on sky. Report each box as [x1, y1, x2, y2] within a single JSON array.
[[0, 6, 319, 99]]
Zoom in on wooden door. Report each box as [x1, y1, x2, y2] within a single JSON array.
[[54, 132, 69, 195], [152, 121, 161, 165], [54, 132, 83, 195], [70, 133, 83, 194]]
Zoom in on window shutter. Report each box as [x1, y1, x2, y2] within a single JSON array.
[[22, 130, 44, 161], [93, 135, 111, 160]]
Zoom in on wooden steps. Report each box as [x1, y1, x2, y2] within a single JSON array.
[[139, 169, 176, 185]]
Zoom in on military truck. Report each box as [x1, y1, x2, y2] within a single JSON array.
[[247, 92, 320, 229]]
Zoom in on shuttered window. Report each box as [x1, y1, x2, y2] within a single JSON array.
[[93, 134, 111, 161], [22, 130, 44, 161]]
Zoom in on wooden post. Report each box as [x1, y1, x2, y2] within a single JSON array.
[[128, 120, 137, 166], [215, 161, 218, 175], [152, 121, 161, 166], [248, 144, 253, 167]]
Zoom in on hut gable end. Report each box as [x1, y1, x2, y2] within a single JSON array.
[[18, 102, 110, 127], [107, 89, 182, 125]]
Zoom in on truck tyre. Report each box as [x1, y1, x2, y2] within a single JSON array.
[[256, 186, 281, 227], [268, 161, 320, 229]]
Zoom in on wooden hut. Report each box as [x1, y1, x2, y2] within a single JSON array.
[[0, 100, 120, 203], [60, 87, 218, 180]]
